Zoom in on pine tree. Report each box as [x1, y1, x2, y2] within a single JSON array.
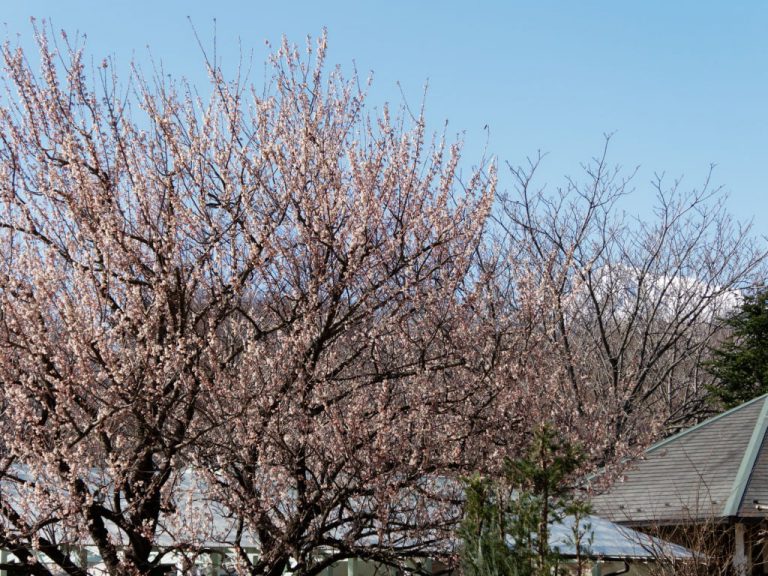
[[459, 426, 589, 576], [708, 289, 768, 408]]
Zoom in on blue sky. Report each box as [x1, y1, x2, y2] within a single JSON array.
[[3, 1, 767, 235]]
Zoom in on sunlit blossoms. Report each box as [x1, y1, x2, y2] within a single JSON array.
[[0, 27, 507, 576]]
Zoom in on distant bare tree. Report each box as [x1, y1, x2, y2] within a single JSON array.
[[489, 140, 766, 462]]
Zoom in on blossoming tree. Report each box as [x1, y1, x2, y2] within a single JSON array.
[[0, 28, 504, 576]]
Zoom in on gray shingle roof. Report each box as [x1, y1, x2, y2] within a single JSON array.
[[591, 394, 768, 525]]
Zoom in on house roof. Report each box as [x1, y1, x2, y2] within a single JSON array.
[[591, 394, 768, 525], [548, 514, 694, 560]]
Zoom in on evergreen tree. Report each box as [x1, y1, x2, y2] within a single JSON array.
[[708, 289, 768, 408], [459, 476, 525, 576], [459, 426, 590, 576]]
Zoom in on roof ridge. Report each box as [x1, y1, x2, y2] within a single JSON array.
[[721, 396, 768, 516], [646, 393, 768, 455]]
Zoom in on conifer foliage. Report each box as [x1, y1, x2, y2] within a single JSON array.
[[708, 288, 768, 408], [459, 426, 590, 576]]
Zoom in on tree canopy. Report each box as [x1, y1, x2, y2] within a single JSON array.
[[0, 28, 504, 576]]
